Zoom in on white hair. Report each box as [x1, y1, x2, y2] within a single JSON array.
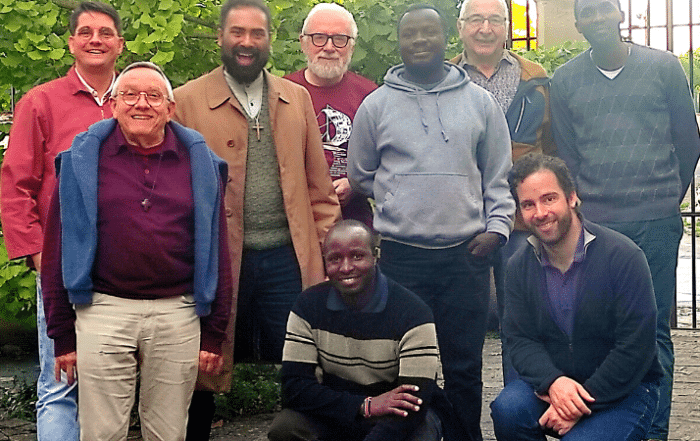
[[111, 61, 174, 101], [459, 0, 510, 22], [302, 3, 358, 40]]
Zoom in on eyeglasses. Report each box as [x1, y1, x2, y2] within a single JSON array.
[[74, 27, 118, 41], [117, 91, 167, 107], [462, 14, 507, 27], [304, 33, 354, 48]]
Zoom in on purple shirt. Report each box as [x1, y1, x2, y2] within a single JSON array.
[[539, 228, 593, 337], [92, 125, 196, 298], [43, 124, 231, 356]]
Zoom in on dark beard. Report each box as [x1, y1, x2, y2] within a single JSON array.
[[221, 46, 269, 84]]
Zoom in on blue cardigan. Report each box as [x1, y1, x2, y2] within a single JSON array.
[[55, 118, 228, 317]]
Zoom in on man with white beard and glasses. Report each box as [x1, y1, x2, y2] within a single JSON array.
[[285, 3, 377, 227]]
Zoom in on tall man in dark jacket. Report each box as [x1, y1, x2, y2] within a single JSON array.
[[550, 1, 700, 437], [491, 153, 662, 441]]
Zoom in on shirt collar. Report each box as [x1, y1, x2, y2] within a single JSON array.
[[528, 224, 596, 266], [461, 49, 515, 71], [223, 69, 264, 119], [106, 122, 180, 158], [74, 67, 116, 106], [326, 269, 389, 313]]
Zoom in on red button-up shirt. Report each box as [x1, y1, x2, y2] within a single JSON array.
[[1, 67, 112, 261]]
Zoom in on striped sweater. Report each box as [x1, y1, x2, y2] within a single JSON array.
[[280, 271, 440, 441]]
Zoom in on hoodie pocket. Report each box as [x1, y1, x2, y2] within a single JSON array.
[[379, 173, 481, 241]]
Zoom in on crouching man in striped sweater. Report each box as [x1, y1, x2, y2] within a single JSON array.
[[268, 220, 452, 441]]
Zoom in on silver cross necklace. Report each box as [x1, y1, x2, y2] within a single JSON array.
[[130, 149, 164, 212]]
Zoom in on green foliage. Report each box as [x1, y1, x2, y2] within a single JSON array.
[[266, 0, 463, 83], [0, 378, 37, 422], [515, 40, 590, 76], [0, 236, 36, 330], [1, 0, 463, 105], [216, 363, 281, 417], [679, 48, 700, 99]]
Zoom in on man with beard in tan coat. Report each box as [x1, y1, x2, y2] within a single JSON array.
[[173, 0, 340, 439]]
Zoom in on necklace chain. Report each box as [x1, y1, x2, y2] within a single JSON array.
[[129, 149, 164, 212]]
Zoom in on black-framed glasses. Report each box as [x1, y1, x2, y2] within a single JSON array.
[[462, 14, 507, 27], [304, 33, 353, 48], [117, 91, 167, 107]]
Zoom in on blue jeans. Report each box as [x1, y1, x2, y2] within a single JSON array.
[[35, 280, 79, 441], [234, 245, 302, 362], [490, 379, 659, 441], [380, 240, 490, 441], [493, 230, 530, 385], [599, 216, 682, 440]]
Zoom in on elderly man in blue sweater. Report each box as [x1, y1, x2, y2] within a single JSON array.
[[491, 153, 662, 441], [550, 1, 700, 439], [42, 62, 231, 441]]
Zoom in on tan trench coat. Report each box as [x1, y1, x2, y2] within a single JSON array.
[[173, 66, 341, 391]]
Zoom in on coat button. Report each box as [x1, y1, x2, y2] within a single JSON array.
[[225, 208, 233, 217], [227, 140, 234, 148]]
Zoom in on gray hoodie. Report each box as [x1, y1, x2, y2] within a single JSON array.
[[348, 62, 514, 248]]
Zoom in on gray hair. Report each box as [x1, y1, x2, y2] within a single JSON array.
[[111, 61, 174, 101], [459, 0, 509, 23], [302, 3, 358, 40]]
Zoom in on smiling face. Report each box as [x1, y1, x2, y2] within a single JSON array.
[[575, 0, 624, 47], [517, 169, 578, 247], [218, 5, 270, 84], [301, 9, 355, 86], [398, 8, 446, 80], [110, 67, 175, 148], [323, 224, 377, 303], [68, 11, 124, 74], [459, 0, 508, 63]]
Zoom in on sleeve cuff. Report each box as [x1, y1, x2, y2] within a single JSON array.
[[200, 330, 223, 356], [54, 333, 76, 358]]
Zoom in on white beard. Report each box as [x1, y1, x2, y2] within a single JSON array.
[[306, 55, 351, 80]]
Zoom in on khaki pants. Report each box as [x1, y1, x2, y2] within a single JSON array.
[[75, 293, 200, 441]]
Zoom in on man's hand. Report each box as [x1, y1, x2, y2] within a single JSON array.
[[333, 178, 353, 206], [369, 384, 422, 418], [31, 252, 42, 274], [199, 350, 223, 375], [542, 376, 595, 421], [467, 232, 501, 257], [538, 404, 579, 436], [55, 351, 77, 384]]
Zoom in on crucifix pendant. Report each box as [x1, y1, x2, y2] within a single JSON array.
[[252, 119, 263, 141], [141, 198, 151, 212]]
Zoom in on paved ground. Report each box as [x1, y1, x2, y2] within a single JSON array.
[[2, 330, 699, 441]]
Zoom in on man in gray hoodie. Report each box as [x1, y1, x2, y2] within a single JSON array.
[[347, 5, 515, 441]]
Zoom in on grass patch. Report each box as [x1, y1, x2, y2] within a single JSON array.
[[0, 363, 282, 424], [215, 363, 281, 419]]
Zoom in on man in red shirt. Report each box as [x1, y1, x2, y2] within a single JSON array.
[[0, 3, 123, 439], [285, 2, 377, 227]]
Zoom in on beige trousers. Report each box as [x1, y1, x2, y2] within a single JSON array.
[[75, 293, 200, 441]]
